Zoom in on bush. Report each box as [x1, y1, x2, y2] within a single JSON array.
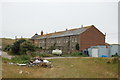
[[20, 41, 36, 55], [4, 39, 37, 55], [71, 52, 82, 56], [2, 57, 11, 62], [11, 55, 31, 64], [82, 53, 89, 57], [11, 39, 26, 55], [39, 53, 54, 57], [31, 52, 39, 57], [3, 45, 11, 51]]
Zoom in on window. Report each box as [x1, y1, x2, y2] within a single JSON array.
[[51, 41, 53, 43], [43, 41, 45, 43], [72, 38, 74, 42], [64, 39, 66, 43], [66, 39, 68, 43], [75, 38, 77, 42], [57, 40, 59, 43], [59, 40, 61, 43]]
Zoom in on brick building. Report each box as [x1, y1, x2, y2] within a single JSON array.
[[31, 25, 105, 53]]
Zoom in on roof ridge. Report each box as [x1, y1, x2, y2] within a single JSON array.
[[40, 28, 80, 36], [83, 25, 94, 29], [32, 25, 93, 39]]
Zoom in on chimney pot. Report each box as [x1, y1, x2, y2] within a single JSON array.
[[35, 33, 38, 35], [41, 30, 43, 35], [81, 25, 83, 28]]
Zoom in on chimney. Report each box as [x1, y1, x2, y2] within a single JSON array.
[[41, 30, 43, 35], [105, 33, 106, 36], [66, 28, 68, 31], [91, 25, 94, 27], [35, 33, 38, 35], [81, 25, 83, 28]]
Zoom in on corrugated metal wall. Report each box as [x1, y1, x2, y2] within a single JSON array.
[[87, 45, 119, 57]]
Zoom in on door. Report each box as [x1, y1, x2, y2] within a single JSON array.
[[92, 48, 98, 57]]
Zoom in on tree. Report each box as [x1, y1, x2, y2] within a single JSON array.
[[75, 43, 80, 50], [20, 41, 36, 55], [4, 45, 11, 51], [11, 39, 26, 55]]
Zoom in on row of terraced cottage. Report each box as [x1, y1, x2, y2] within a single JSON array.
[[30, 25, 106, 54]]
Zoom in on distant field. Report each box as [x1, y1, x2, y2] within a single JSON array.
[[0, 38, 30, 50], [2, 57, 118, 78], [0, 38, 15, 49]]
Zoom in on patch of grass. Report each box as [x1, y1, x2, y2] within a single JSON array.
[[2, 57, 119, 78], [2, 57, 11, 62], [11, 55, 31, 64], [39, 53, 54, 57], [62, 52, 88, 57], [30, 52, 55, 57]]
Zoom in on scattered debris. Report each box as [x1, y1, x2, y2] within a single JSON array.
[[19, 70, 23, 74], [3, 61, 8, 63], [14, 57, 53, 68], [106, 61, 111, 64], [27, 57, 52, 68], [106, 57, 119, 64], [17, 63, 27, 66], [25, 71, 30, 74], [19, 70, 30, 74], [9, 62, 14, 65], [70, 65, 74, 67]]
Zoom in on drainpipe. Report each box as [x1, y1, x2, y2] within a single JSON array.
[[45, 38, 46, 50], [68, 36, 71, 53]]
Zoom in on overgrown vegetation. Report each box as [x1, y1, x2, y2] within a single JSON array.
[[3, 39, 36, 55], [4, 45, 11, 51], [11, 39, 26, 55], [11, 55, 31, 64], [39, 53, 54, 57], [2, 55, 31, 64], [20, 41, 36, 55]]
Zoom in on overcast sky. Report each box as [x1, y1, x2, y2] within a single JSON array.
[[0, 0, 119, 44]]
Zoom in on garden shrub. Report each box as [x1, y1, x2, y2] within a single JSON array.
[[31, 52, 39, 57], [71, 52, 81, 56], [39, 53, 54, 57], [11, 55, 31, 64]]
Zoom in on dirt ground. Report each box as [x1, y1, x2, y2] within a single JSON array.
[[1, 51, 13, 59]]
